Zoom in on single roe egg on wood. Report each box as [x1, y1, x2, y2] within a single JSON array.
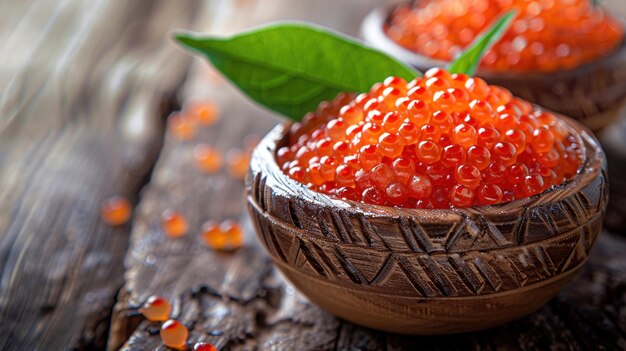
[[200, 220, 244, 250], [200, 220, 226, 249], [194, 144, 223, 173], [160, 319, 189, 350], [194, 342, 218, 351], [168, 112, 196, 140], [221, 220, 244, 249], [100, 196, 132, 226], [162, 210, 189, 238], [279, 68, 584, 209], [185, 101, 219, 126], [139, 295, 172, 322]]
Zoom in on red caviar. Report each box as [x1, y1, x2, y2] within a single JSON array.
[[160, 319, 188, 350], [194, 144, 223, 173], [221, 220, 244, 249], [200, 220, 244, 250], [100, 196, 132, 226], [168, 112, 196, 140], [139, 295, 172, 322], [162, 210, 189, 238], [385, 0, 624, 72], [194, 343, 218, 351], [279, 69, 584, 208], [185, 101, 219, 126]]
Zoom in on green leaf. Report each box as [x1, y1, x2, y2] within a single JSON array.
[[447, 10, 517, 76], [175, 23, 419, 121]]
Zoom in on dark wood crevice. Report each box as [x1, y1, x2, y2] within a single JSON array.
[[0, 1, 200, 350], [76, 89, 183, 350]]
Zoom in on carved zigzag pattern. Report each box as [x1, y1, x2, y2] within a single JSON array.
[[248, 157, 606, 297], [247, 186, 603, 298], [251, 168, 606, 255]]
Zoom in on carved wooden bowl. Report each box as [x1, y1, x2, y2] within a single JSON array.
[[246, 114, 608, 335], [361, 5, 626, 132]]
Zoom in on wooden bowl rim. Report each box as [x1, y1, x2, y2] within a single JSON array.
[[248, 188, 603, 254], [251, 115, 604, 220], [360, 3, 626, 79]]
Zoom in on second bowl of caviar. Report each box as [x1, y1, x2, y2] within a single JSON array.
[[246, 115, 607, 334], [361, 3, 626, 132]]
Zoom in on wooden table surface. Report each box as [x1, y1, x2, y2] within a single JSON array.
[[1, 1, 626, 350]]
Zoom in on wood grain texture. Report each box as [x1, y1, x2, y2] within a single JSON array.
[[112, 0, 385, 349], [0, 0, 614, 348], [111, 0, 626, 347], [361, 2, 626, 132], [246, 118, 608, 334], [0, 1, 198, 349], [122, 231, 626, 349]]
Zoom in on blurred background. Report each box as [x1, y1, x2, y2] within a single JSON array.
[[1, 1, 626, 350]]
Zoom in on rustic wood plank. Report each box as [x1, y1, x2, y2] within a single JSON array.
[[0, 1, 199, 349], [112, 0, 381, 349], [116, 0, 626, 350]]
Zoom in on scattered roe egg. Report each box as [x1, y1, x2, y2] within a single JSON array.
[[100, 196, 132, 226], [194, 342, 218, 351], [226, 149, 251, 179], [200, 220, 227, 249], [200, 220, 243, 250], [185, 101, 219, 126], [279, 69, 584, 209], [221, 220, 244, 249], [160, 319, 189, 350], [162, 210, 189, 238], [139, 295, 172, 322], [384, 0, 624, 72], [168, 112, 196, 140], [194, 144, 223, 173]]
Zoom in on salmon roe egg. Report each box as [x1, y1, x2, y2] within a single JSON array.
[[194, 343, 218, 351], [168, 112, 196, 140], [185, 101, 219, 126], [279, 70, 584, 208], [194, 144, 223, 173], [161, 210, 189, 238], [201, 220, 243, 250], [384, 0, 624, 72], [160, 320, 188, 350], [200, 220, 227, 250], [139, 295, 172, 322], [100, 196, 132, 226], [221, 220, 244, 249]]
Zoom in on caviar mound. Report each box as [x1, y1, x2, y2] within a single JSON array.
[[247, 107, 606, 335], [384, 0, 624, 73], [277, 69, 584, 209]]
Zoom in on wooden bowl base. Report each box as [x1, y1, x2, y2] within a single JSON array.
[[273, 258, 583, 334]]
